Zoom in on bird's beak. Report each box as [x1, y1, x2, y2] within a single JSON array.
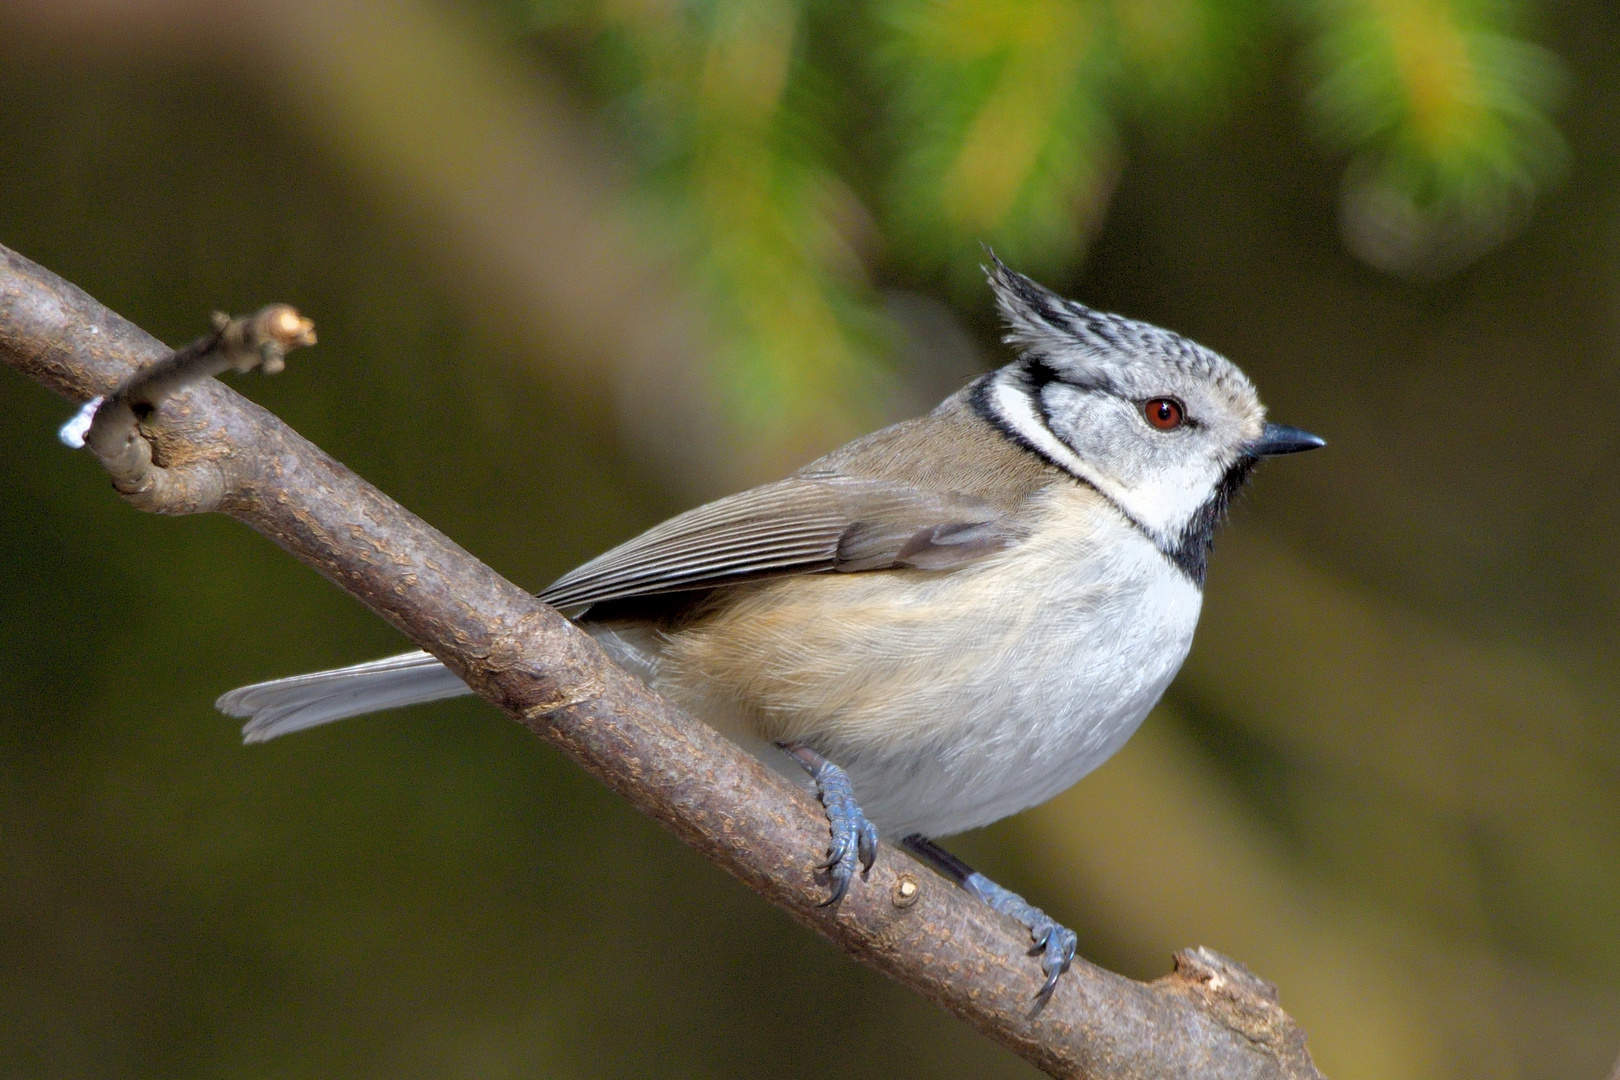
[[1249, 423, 1325, 457]]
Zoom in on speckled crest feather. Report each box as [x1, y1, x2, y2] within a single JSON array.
[[984, 252, 1255, 400]]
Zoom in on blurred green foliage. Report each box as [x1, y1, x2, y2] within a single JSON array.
[[1299, 0, 1567, 273]]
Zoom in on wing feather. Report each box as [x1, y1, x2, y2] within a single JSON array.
[[539, 474, 1022, 611]]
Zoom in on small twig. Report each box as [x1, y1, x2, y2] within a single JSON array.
[[64, 305, 314, 513]]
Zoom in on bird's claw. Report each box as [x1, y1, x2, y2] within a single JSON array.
[[812, 761, 878, 905], [963, 870, 1076, 1001], [1027, 916, 1078, 1000], [780, 742, 878, 906]]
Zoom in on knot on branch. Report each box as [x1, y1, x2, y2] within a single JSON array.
[[208, 304, 317, 376], [1162, 947, 1325, 1078], [62, 305, 315, 514]]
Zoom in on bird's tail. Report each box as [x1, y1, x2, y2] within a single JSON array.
[[216, 650, 472, 744]]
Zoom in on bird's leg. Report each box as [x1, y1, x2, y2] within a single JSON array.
[[778, 742, 878, 906], [901, 834, 1077, 1001]]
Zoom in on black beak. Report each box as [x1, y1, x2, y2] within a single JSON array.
[[1250, 423, 1325, 457]]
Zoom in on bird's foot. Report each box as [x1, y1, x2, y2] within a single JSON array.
[[963, 873, 1077, 1000], [901, 834, 1076, 1001], [779, 742, 878, 905]]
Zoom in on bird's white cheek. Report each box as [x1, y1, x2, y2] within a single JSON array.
[[1088, 459, 1219, 544]]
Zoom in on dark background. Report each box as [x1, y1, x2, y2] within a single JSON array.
[[2, 1, 1618, 1077]]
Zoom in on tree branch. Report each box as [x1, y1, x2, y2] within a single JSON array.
[[0, 241, 1326, 1080]]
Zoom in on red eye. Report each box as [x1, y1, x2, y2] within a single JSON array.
[[1144, 398, 1184, 431]]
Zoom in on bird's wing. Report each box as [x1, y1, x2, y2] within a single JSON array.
[[539, 473, 1022, 611]]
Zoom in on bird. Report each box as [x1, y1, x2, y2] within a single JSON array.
[[218, 256, 1323, 999]]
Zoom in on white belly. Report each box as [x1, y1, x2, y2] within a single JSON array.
[[593, 485, 1203, 838]]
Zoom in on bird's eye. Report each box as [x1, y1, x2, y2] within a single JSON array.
[[1144, 398, 1185, 431]]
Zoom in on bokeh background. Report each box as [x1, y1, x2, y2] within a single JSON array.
[[1, 0, 1617, 1077]]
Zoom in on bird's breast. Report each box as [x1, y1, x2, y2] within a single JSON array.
[[638, 483, 1204, 837]]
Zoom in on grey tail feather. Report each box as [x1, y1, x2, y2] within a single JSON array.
[[216, 650, 473, 744]]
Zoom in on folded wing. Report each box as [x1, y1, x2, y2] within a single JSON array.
[[541, 473, 1019, 611]]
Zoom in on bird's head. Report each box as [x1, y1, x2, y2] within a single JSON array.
[[974, 256, 1323, 581]]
